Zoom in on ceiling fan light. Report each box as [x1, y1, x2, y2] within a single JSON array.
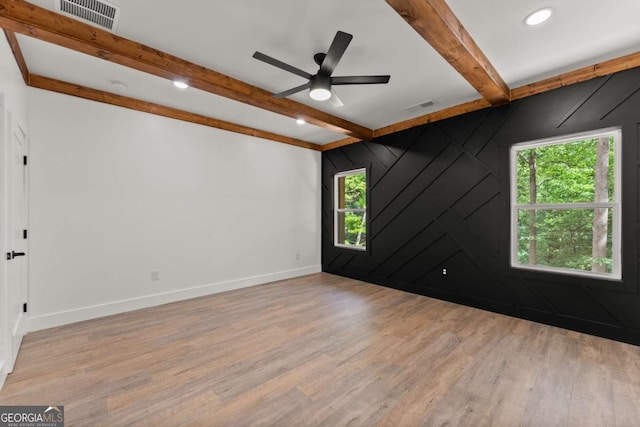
[[309, 87, 331, 101], [309, 74, 332, 101]]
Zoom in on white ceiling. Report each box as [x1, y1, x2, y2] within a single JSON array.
[[16, 0, 640, 146]]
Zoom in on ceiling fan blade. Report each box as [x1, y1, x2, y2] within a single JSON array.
[[273, 82, 311, 99], [320, 31, 353, 76], [252, 51, 312, 80], [330, 90, 344, 108], [331, 75, 391, 85]]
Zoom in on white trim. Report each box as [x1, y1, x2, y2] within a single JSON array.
[[334, 168, 367, 250], [509, 127, 622, 280], [334, 168, 367, 179], [0, 99, 7, 390], [27, 265, 321, 332], [512, 263, 622, 281], [514, 202, 616, 210], [0, 360, 5, 391], [334, 243, 366, 251], [511, 126, 622, 151]]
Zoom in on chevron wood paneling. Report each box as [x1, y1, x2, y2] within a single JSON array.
[[322, 67, 640, 345]]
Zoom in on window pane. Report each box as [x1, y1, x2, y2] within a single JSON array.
[[336, 211, 366, 247], [516, 137, 615, 204], [517, 208, 613, 273], [338, 172, 366, 209]]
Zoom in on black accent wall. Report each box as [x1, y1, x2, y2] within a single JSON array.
[[322, 67, 640, 345]]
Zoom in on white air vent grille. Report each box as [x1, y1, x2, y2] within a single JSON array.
[[404, 100, 435, 113], [56, 0, 121, 32]]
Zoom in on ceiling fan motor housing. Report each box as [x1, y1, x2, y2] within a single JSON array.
[[314, 53, 327, 66]]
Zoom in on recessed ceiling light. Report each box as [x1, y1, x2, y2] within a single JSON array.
[[525, 7, 553, 26], [296, 118, 306, 125], [173, 81, 189, 89]]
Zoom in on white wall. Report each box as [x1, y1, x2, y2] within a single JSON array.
[[27, 88, 321, 331], [0, 33, 29, 389]]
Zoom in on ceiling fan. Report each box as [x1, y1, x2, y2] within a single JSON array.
[[252, 31, 390, 107]]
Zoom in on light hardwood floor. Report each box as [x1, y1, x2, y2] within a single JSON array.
[[1, 273, 639, 426]]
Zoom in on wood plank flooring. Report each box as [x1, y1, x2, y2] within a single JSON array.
[[1, 273, 639, 426]]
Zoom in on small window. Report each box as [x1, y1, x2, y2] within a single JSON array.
[[510, 127, 621, 279], [334, 168, 367, 250]]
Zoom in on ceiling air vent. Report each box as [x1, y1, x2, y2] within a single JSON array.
[[404, 100, 435, 113], [55, 0, 121, 32]]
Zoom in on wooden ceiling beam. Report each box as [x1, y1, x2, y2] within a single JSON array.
[[4, 2, 640, 153], [29, 75, 323, 151], [320, 137, 363, 152], [3, 29, 323, 150], [3, 29, 28, 84], [375, 98, 491, 138], [511, 51, 640, 100], [320, 98, 491, 151], [0, 0, 373, 139], [385, 0, 510, 106], [320, 51, 640, 150]]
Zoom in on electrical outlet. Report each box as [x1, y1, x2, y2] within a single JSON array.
[[442, 268, 447, 276], [296, 252, 300, 261], [151, 271, 160, 281]]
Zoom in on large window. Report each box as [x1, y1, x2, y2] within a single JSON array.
[[510, 127, 621, 279], [334, 168, 367, 250]]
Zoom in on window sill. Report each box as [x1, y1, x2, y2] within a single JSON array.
[[334, 244, 367, 252], [511, 263, 621, 281]]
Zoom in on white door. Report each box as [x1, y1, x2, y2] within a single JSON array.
[[6, 117, 28, 373]]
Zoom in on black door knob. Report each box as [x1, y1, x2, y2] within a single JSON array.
[[11, 251, 25, 258]]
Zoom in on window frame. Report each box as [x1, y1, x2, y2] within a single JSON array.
[[334, 168, 367, 251], [509, 127, 622, 280]]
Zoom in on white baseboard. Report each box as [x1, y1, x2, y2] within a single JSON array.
[[28, 265, 321, 332]]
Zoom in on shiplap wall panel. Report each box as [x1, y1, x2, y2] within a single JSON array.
[[322, 67, 640, 345]]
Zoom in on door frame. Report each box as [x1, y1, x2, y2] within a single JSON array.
[[0, 96, 6, 387], [0, 94, 29, 385]]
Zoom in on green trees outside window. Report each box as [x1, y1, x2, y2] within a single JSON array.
[[335, 169, 366, 249], [511, 128, 621, 279]]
